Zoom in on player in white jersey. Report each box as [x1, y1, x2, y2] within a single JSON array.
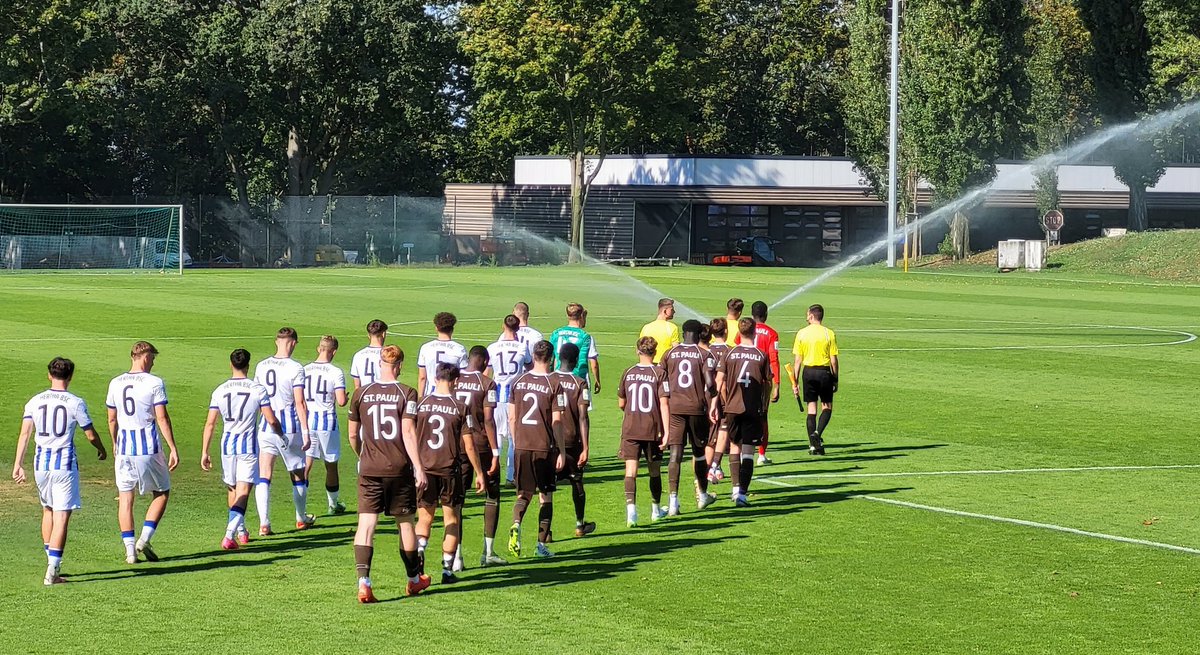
[[304, 335, 349, 514], [12, 357, 108, 585], [350, 319, 387, 391], [201, 349, 282, 550], [417, 312, 469, 396], [253, 327, 313, 534], [106, 341, 180, 564], [487, 314, 533, 486], [500, 301, 544, 348]]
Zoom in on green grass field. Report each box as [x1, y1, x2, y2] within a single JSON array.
[[3, 262, 1200, 654]]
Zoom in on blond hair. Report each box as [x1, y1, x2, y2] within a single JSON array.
[[318, 335, 339, 353], [131, 341, 159, 358]]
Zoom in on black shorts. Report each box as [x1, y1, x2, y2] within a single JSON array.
[[418, 470, 464, 509], [619, 438, 663, 462], [358, 473, 416, 517], [802, 366, 835, 404], [726, 413, 764, 447], [668, 414, 711, 455], [461, 450, 500, 499], [707, 414, 724, 448], [558, 444, 585, 482], [515, 450, 557, 495]]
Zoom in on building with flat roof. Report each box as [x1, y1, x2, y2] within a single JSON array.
[[443, 156, 1200, 266]]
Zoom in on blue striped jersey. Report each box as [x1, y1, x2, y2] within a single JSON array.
[[350, 346, 382, 387], [23, 389, 92, 471], [417, 339, 469, 396], [487, 338, 533, 402], [254, 357, 305, 435], [303, 361, 346, 414], [209, 377, 270, 455], [106, 371, 168, 456]]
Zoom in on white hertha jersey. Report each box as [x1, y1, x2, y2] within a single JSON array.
[[254, 357, 306, 434], [303, 360, 345, 432], [106, 372, 168, 456], [209, 378, 271, 455], [499, 326, 544, 350], [417, 339, 469, 395], [487, 338, 533, 402], [350, 345, 382, 388], [23, 389, 93, 471]]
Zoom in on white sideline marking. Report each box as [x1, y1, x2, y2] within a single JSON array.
[[765, 463, 1200, 481], [850, 325, 1196, 351], [910, 270, 1200, 289], [758, 477, 1200, 555]]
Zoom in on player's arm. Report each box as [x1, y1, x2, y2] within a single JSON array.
[[577, 398, 590, 467], [347, 417, 362, 457], [507, 401, 518, 441], [401, 415, 426, 491], [106, 406, 119, 453], [335, 387, 348, 407], [292, 383, 310, 452], [762, 364, 774, 414], [658, 394, 671, 449], [709, 371, 725, 422], [12, 418, 34, 483], [769, 339, 781, 402], [154, 403, 180, 471], [82, 426, 107, 460], [417, 369, 428, 395], [261, 404, 283, 436], [590, 357, 601, 394], [200, 408, 219, 471], [552, 409, 565, 471], [483, 405, 499, 475], [792, 350, 804, 396], [461, 426, 485, 493]]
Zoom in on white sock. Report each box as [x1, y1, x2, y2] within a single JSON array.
[[326, 488, 339, 507], [139, 521, 157, 545], [358, 576, 371, 586], [454, 544, 463, 562], [255, 479, 271, 527], [417, 536, 428, 553], [484, 537, 494, 556], [669, 493, 679, 506], [121, 531, 136, 556], [731, 485, 742, 497], [292, 481, 308, 522], [47, 549, 63, 572], [651, 503, 661, 514], [443, 553, 454, 573], [225, 508, 244, 539], [627, 503, 637, 519]]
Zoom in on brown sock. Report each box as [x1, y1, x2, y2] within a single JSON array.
[[649, 474, 663, 505], [484, 498, 499, 539], [730, 458, 741, 489], [400, 548, 419, 578], [741, 456, 755, 493], [537, 502, 553, 543], [513, 496, 530, 524], [694, 458, 710, 493], [624, 475, 636, 504], [571, 478, 586, 522], [667, 445, 683, 494], [354, 544, 373, 580]]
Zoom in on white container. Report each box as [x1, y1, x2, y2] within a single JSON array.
[[1024, 240, 1045, 271], [997, 240, 1025, 269]]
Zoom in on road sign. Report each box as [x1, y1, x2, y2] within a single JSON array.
[[1043, 210, 1064, 231]]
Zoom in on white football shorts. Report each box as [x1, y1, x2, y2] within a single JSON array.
[[259, 431, 306, 472], [222, 453, 259, 488], [115, 454, 171, 495], [306, 428, 340, 463], [36, 469, 81, 511]]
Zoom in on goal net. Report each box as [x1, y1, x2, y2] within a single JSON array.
[[0, 204, 184, 273]]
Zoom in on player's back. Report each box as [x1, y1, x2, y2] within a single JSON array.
[[351, 381, 417, 477], [25, 389, 91, 470], [661, 344, 714, 415], [487, 338, 531, 401], [517, 325, 543, 347], [550, 326, 594, 378], [210, 378, 270, 454], [755, 324, 780, 352], [418, 340, 469, 393], [550, 371, 588, 445], [303, 361, 346, 430], [350, 346, 382, 387], [414, 393, 470, 475], [721, 344, 771, 416], [619, 364, 666, 439], [107, 371, 167, 456], [454, 371, 496, 452], [509, 372, 560, 452]]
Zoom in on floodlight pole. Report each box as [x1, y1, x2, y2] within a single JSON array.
[[885, 0, 900, 268]]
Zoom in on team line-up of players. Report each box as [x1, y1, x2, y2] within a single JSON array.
[[12, 298, 839, 600]]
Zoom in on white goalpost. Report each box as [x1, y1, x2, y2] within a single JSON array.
[[0, 204, 186, 273]]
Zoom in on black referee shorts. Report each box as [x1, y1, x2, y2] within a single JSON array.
[[802, 366, 835, 404]]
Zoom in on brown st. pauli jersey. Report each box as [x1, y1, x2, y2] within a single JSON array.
[[551, 370, 590, 449], [413, 392, 473, 476], [660, 343, 715, 416], [618, 364, 667, 441], [454, 370, 496, 452], [349, 381, 417, 477], [509, 372, 565, 453], [720, 345, 772, 417]]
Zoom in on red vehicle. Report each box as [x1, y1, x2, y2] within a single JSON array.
[[710, 236, 784, 266]]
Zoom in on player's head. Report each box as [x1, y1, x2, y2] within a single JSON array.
[[566, 302, 585, 322], [709, 317, 728, 341], [468, 345, 489, 371], [503, 314, 520, 336], [366, 319, 388, 341], [699, 323, 712, 346], [808, 304, 825, 323], [513, 302, 530, 322], [727, 298, 744, 317], [531, 339, 554, 365], [435, 361, 460, 383], [751, 301, 768, 322], [318, 335, 338, 358], [558, 342, 580, 372], [131, 341, 159, 369], [658, 298, 675, 320], [380, 344, 404, 378], [738, 317, 757, 342], [275, 327, 298, 356], [229, 348, 251, 373], [637, 336, 658, 358], [47, 357, 75, 383], [681, 319, 703, 344], [434, 312, 457, 336]]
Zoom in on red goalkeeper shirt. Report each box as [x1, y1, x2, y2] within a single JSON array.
[[754, 323, 781, 388]]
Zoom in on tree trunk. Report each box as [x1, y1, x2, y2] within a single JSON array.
[[950, 211, 970, 260], [1127, 183, 1148, 232], [568, 150, 585, 263]]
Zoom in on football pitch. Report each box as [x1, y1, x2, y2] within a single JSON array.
[[3, 264, 1200, 654]]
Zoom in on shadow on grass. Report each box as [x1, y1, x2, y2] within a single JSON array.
[[67, 553, 303, 582]]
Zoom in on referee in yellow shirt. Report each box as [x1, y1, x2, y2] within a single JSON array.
[[791, 303, 838, 455], [639, 298, 681, 363]]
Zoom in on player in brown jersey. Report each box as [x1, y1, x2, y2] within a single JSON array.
[[705, 318, 733, 484], [347, 345, 428, 603], [455, 346, 506, 566], [410, 363, 484, 586], [552, 342, 595, 538], [709, 319, 773, 508], [660, 320, 718, 514], [507, 340, 566, 559], [617, 336, 670, 527]]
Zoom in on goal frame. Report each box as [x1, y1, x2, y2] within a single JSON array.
[[0, 203, 185, 274]]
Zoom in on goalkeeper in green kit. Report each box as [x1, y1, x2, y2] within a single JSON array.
[[549, 303, 602, 396]]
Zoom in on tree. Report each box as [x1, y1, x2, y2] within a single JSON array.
[[462, 0, 699, 261], [1025, 0, 1097, 226], [901, 0, 1028, 259]]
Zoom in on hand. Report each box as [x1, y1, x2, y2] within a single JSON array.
[[577, 448, 589, 468], [593, 380, 601, 395], [555, 453, 565, 472], [772, 387, 780, 403], [12, 465, 26, 484], [301, 434, 312, 453], [487, 458, 499, 477], [200, 453, 212, 471], [831, 375, 839, 393], [659, 435, 668, 450], [708, 407, 719, 424], [167, 449, 180, 471], [792, 384, 800, 398], [96, 446, 108, 461], [475, 473, 485, 494], [414, 468, 428, 493]]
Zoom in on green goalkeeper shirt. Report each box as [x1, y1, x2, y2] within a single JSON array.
[[549, 326, 598, 379]]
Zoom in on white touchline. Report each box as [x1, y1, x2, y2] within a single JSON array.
[[909, 270, 1200, 290], [765, 463, 1200, 481], [757, 477, 1200, 556]]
